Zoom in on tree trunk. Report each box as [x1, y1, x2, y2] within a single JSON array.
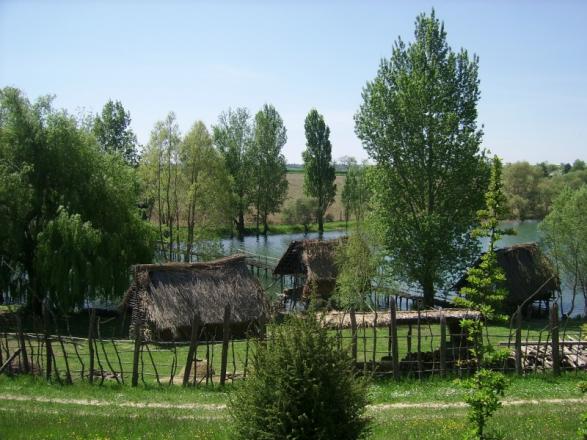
[[422, 276, 434, 307], [317, 212, 324, 235], [236, 211, 245, 240]]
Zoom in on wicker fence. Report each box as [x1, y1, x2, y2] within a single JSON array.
[[1, 301, 585, 386]]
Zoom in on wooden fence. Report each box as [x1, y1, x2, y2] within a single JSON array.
[[1, 301, 585, 385]]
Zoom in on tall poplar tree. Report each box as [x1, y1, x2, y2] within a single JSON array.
[[93, 100, 138, 166], [251, 104, 288, 235], [302, 109, 336, 234], [355, 10, 488, 305]]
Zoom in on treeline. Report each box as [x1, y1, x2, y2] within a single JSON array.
[[502, 160, 587, 220]]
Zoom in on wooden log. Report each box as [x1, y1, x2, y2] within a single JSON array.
[[0, 349, 21, 375], [183, 312, 200, 387], [88, 309, 96, 384], [515, 307, 522, 375], [220, 304, 231, 386], [440, 312, 447, 377], [16, 315, 29, 374], [551, 303, 560, 376], [372, 310, 377, 373], [43, 308, 52, 382], [350, 308, 358, 362], [131, 316, 142, 387], [390, 301, 399, 380], [416, 307, 423, 378]]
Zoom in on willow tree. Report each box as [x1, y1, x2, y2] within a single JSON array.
[[251, 104, 288, 235], [355, 10, 488, 306], [303, 109, 336, 234], [0, 87, 154, 311], [213, 108, 254, 239]]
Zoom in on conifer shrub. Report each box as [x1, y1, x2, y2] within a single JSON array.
[[229, 313, 370, 440]]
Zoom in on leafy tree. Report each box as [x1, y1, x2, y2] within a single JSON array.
[[572, 159, 586, 172], [341, 161, 372, 225], [180, 121, 232, 261], [213, 108, 254, 239], [455, 157, 510, 318], [540, 185, 587, 316], [230, 313, 370, 440], [251, 104, 289, 235], [355, 10, 488, 306], [0, 87, 154, 311], [93, 100, 139, 166], [502, 161, 546, 219], [282, 198, 317, 233], [140, 113, 182, 261], [303, 109, 336, 234]]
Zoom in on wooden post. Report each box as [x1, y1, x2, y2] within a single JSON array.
[[515, 307, 523, 376], [407, 324, 412, 354], [550, 302, 560, 376], [43, 306, 52, 381], [16, 314, 29, 374], [183, 312, 200, 387], [220, 304, 231, 386], [416, 306, 423, 378], [350, 308, 358, 363], [390, 300, 399, 380], [439, 312, 447, 377], [131, 316, 142, 387], [88, 309, 96, 384]]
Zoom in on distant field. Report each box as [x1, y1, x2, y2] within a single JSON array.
[[267, 172, 347, 224]]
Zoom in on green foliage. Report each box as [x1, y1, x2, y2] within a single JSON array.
[[462, 369, 508, 440], [341, 161, 372, 224], [0, 87, 154, 310], [579, 381, 587, 439], [354, 10, 488, 305], [455, 157, 511, 319], [281, 198, 318, 233], [139, 112, 183, 261], [540, 185, 587, 316], [180, 121, 232, 261], [335, 231, 377, 309], [213, 107, 254, 238], [92, 100, 138, 166], [229, 314, 370, 440], [502, 160, 587, 220], [302, 109, 337, 234], [251, 104, 289, 234]]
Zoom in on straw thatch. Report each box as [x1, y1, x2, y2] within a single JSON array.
[[454, 243, 559, 314], [123, 255, 267, 340], [273, 238, 344, 298]]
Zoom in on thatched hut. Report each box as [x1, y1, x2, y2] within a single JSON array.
[[123, 255, 268, 340], [273, 238, 344, 301], [454, 243, 559, 314]]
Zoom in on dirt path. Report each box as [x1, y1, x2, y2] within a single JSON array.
[[1, 394, 585, 412]]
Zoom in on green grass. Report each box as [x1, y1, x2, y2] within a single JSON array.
[[1, 374, 585, 439]]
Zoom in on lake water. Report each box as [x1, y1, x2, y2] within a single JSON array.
[[222, 221, 584, 317]]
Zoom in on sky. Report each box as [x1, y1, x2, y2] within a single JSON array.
[[1, 0, 585, 164]]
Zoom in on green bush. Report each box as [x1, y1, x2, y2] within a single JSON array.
[[462, 369, 508, 440], [229, 313, 370, 440]]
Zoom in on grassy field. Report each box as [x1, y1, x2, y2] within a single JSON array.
[[267, 172, 347, 225], [0, 374, 585, 439]]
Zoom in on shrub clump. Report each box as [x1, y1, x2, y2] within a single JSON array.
[[229, 313, 370, 440]]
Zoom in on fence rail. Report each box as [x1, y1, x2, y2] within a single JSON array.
[[0, 301, 585, 386]]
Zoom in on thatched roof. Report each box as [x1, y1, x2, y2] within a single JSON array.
[[123, 255, 267, 336], [455, 243, 559, 313], [273, 238, 344, 281]]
